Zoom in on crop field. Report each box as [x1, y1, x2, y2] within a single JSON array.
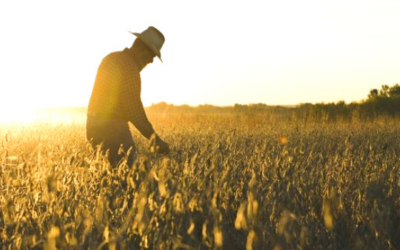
[[1, 114, 400, 249]]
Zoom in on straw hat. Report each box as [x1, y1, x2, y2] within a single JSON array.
[[130, 26, 165, 62]]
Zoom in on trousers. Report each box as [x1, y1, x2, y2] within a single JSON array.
[[86, 115, 136, 167]]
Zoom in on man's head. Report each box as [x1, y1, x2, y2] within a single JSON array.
[[131, 39, 157, 69], [130, 26, 164, 63]]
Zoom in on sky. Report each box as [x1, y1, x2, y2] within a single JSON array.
[[0, 0, 400, 114]]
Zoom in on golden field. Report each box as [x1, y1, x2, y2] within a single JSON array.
[[1, 114, 400, 249]]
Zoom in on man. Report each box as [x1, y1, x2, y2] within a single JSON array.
[[87, 26, 170, 167]]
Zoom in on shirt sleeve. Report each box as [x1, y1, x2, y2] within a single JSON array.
[[120, 65, 156, 140]]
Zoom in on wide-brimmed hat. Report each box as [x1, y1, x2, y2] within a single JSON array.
[[130, 26, 165, 62]]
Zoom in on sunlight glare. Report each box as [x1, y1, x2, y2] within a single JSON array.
[[0, 105, 38, 123]]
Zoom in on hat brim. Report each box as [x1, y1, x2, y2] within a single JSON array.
[[131, 32, 163, 62]]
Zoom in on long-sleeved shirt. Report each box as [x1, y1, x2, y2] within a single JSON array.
[[88, 48, 155, 139]]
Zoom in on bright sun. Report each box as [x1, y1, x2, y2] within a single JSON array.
[[0, 105, 38, 123]]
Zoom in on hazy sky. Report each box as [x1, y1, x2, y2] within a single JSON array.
[[1, 0, 400, 112]]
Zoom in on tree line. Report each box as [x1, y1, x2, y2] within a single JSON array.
[[146, 84, 400, 122], [294, 83, 400, 122]]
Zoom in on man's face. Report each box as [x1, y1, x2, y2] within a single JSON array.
[[143, 47, 156, 66]]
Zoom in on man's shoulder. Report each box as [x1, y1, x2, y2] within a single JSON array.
[[102, 49, 136, 71], [103, 50, 127, 62]]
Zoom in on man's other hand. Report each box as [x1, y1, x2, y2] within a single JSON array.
[[156, 138, 170, 154], [150, 135, 170, 154]]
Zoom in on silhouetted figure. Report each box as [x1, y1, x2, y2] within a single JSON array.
[[87, 26, 170, 167]]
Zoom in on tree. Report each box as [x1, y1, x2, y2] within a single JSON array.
[[389, 84, 400, 97], [379, 85, 390, 97], [368, 89, 378, 100]]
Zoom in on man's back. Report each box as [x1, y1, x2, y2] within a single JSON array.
[[88, 50, 137, 120]]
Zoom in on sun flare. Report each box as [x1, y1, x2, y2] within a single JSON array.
[[0, 105, 38, 123]]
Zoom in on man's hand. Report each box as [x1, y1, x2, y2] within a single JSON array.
[[149, 134, 170, 154], [156, 138, 170, 154]]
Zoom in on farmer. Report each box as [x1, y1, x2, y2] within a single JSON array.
[[87, 26, 170, 167]]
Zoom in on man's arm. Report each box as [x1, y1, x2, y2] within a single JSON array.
[[120, 66, 169, 153], [127, 93, 170, 154], [126, 91, 155, 139]]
